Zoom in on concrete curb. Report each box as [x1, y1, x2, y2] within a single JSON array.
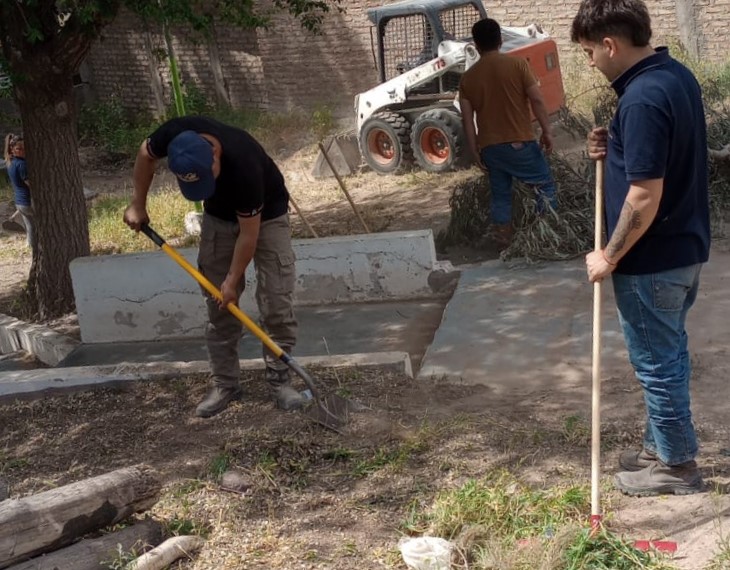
[[0, 314, 80, 367], [0, 351, 413, 400]]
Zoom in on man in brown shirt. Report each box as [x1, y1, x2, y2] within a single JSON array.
[[459, 18, 556, 246]]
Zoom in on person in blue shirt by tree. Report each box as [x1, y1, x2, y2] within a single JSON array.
[[573, 0, 710, 496], [4, 133, 35, 251]]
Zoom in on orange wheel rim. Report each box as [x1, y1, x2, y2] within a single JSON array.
[[367, 129, 397, 166], [420, 127, 450, 164]]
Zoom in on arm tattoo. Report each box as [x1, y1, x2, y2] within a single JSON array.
[[606, 201, 642, 258]]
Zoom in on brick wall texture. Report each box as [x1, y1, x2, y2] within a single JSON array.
[[84, 0, 730, 116]]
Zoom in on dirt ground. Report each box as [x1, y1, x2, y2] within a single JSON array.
[[2, 134, 730, 569]]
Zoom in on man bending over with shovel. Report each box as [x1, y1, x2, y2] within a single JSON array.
[[123, 116, 307, 418]]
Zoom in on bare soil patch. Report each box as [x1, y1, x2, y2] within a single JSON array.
[[2, 363, 729, 569]]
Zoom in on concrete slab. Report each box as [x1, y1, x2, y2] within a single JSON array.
[[419, 252, 730, 396], [70, 230, 455, 344], [0, 315, 79, 366], [0, 352, 412, 401], [59, 299, 446, 370]]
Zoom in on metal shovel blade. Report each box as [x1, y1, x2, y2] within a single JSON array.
[[304, 394, 363, 432]]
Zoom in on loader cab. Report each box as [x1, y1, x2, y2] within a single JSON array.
[[358, 0, 565, 176], [367, 0, 486, 92]]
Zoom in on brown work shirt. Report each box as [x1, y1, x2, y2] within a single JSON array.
[[459, 51, 537, 149]]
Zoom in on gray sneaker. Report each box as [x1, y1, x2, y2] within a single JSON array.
[[195, 385, 243, 418], [619, 448, 657, 472], [266, 368, 307, 411], [615, 460, 704, 497]]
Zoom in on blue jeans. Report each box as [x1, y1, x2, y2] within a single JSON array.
[[480, 141, 556, 224], [16, 204, 35, 251], [612, 264, 702, 466]]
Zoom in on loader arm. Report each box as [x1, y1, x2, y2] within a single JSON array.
[[355, 40, 479, 131]]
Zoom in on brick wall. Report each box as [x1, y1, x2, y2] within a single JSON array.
[[84, 0, 729, 117]]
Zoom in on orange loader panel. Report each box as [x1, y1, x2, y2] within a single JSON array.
[[507, 38, 565, 115]]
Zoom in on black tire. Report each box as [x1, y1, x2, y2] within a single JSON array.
[[359, 112, 413, 175], [411, 109, 468, 173]]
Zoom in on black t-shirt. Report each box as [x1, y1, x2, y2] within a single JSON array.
[[147, 116, 289, 222]]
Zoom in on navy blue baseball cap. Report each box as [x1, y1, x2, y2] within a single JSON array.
[[167, 131, 215, 201]]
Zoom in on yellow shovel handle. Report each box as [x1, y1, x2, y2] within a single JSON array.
[[141, 224, 285, 359]]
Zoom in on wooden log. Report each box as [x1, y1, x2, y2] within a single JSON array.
[[7, 519, 163, 570], [125, 536, 205, 570], [0, 465, 161, 569]]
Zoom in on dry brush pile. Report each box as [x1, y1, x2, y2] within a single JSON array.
[[438, 67, 730, 262]]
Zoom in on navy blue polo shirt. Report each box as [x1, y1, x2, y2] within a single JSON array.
[[605, 47, 710, 274]]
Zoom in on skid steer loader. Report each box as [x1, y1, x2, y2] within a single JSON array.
[[355, 0, 565, 174]]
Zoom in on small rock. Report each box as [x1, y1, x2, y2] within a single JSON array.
[[184, 211, 203, 236], [83, 187, 98, 200], [0, 477, 8, 501], [428, 268, 460, 295], [219, 470, 252, 495]]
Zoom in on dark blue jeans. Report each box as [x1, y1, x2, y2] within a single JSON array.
[[612, 264, 703, 465], [480, 141, 556, 224]]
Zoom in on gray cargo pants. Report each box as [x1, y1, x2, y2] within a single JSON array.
[[197, 212, 298, 388]]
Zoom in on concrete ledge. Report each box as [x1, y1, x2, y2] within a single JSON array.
[[0, 351, 413, 400], [70, 230, 451, 344], [0, 314, 80, 366]]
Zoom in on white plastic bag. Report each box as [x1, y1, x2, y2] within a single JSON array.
[[398, 536, 454, 570]]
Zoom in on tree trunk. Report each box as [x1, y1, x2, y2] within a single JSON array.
[[675, 0, 702, 59], [0, 465, 161, 569], [6, 519, 163, 570], [14, 75, 91, 319]]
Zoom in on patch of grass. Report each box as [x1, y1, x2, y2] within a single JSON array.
[[207, 452, 233, 479], [101, 543, 140, 570], [705, 533, 730, 570], [322, 447, 355, 462], [562, 414, 590, 446], [405, 471, 675, 569], [0, 453, 30, 472], [427, 471, 589, 542], [87, 187, 194, 255], [352, 445, 414, 477], [165, 516, 209, 538], [170, 478, 206, 498], [311, 104, 336, 140], [563, 527, 677, 570], [0, 173, 12, 202]]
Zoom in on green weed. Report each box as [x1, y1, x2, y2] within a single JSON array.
[[101, 543, 139, 570], [352, 440, 427, 477], [165, 516, 208, 537], [563, 528, 676, 570], [207, 452, 233, 479]]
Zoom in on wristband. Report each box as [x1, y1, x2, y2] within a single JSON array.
[[602, 250, 617, 266]]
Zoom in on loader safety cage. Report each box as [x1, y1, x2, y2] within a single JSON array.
[[367, 0, 486, 84]]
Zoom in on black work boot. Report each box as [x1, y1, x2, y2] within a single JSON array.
[[266, 368, 307, 411], [614, 459, 704, 497], [195, 384, 243, 418], [618, 448, 658, 472]]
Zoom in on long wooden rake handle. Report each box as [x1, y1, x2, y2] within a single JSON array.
[[591, 159, 605, 531]]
